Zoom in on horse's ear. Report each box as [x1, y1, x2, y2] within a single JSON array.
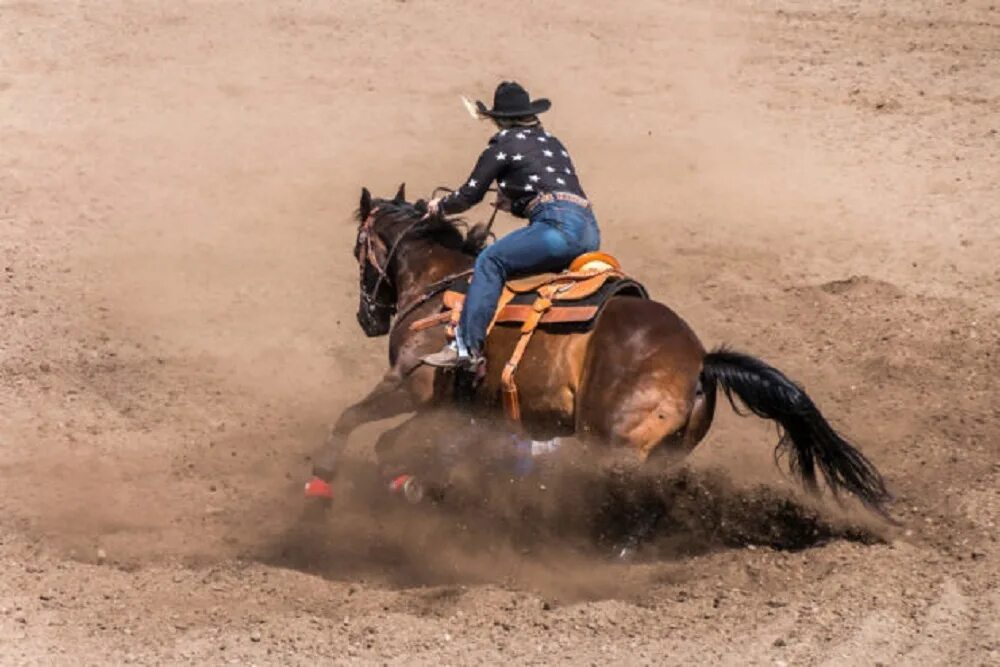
[[393, 182, 406, 204], [359, 187, 372, 221]]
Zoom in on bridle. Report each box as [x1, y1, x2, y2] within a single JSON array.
[[356, 204, 433, 316], [356, 206, 393, 313]]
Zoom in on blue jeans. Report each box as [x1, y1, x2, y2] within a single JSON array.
[[458, 200, 601, 354]]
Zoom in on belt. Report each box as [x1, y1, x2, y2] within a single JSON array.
[[525, 191, 591, 217]]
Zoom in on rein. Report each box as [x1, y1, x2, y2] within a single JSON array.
[[433, 185, 502, 245], [389, 268, 474, 336]]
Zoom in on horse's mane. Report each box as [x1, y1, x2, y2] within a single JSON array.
[[358, 200, 485, 256]]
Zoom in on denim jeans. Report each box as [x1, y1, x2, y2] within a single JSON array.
[[458, 200, 601, 354]]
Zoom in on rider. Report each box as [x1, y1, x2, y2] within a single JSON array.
[[421, 81, 601, 370]]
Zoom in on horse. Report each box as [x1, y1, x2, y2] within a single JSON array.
[[308, 184, 892, 542]]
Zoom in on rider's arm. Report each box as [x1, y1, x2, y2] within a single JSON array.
[[439, 139, 504, 215]]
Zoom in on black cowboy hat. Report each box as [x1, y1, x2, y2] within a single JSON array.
[[475, 81, 551, 119]]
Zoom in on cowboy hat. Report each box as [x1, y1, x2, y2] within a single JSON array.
[[474, 81, 551, 119]]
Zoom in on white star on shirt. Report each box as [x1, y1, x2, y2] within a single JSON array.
[[537, 136, 547, 142], [496, 151, 507, 160], [468, 179, 478, 187], [512, 154, 523, 161], [499, 181, 506, 188], [515, 133, 527, 140], [524, 183, 533, 191], [528, 174, 540, 182], [556, 177, 565, 185], [499, 130, 508, 136], [545, 166, 555, 173], [564, 167, 572, 174], [542, 149, 553, 157], [560, 150, 568, 157]]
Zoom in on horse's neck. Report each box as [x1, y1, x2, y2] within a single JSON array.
[[393, 240, 473, 304]]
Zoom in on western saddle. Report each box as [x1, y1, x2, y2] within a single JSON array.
[[410, 252, 648, 422]]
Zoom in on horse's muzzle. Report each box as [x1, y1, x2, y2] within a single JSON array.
[[357, 306, 391, 337]]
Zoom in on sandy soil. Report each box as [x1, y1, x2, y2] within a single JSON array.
[[1, 0, 998, 664]]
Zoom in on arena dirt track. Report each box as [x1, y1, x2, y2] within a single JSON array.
[[1, 1, 998, 664]]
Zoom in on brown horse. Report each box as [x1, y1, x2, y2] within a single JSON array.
[[310, 184, 891, 527]]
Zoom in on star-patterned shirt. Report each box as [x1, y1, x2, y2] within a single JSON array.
[[439, 125, 587, 218]]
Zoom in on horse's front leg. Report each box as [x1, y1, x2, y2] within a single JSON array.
[[310, 370, 417, 482]]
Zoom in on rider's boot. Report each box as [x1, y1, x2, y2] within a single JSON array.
[[421, 342, 462, 368], [421, 339, 481, 369], [422, 331, 485, 371]]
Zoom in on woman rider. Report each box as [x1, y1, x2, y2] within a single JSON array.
[[421, 81, 601, 370]]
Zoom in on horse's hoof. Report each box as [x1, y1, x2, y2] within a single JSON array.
[[304, 476, 334, 500], [388, 474, 424, 504], [299, 477, 334, 523]]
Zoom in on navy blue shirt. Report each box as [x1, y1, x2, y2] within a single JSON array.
[[440, 125, 587, 218]]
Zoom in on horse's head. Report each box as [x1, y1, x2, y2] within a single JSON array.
[[353, 184, 407, 336], [352, 183, 486, 337]]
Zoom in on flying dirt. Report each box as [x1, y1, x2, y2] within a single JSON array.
[[1, 1, 998, 664]]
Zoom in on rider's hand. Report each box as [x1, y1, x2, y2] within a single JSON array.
[[495, 192, 512, 213], [423, 197, 441, 219]]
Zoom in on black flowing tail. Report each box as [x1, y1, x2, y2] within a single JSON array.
[[701, 348, 892, 518]]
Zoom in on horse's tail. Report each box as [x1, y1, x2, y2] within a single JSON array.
[[701, 347, 892, 519]]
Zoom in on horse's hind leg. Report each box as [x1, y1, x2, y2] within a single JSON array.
[[579, 372, 696, 464], [576, 303, 708, 556], [577, 377, 694, 560]]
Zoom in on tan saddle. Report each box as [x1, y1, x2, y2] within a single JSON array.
[[410, 252, 648, 422]]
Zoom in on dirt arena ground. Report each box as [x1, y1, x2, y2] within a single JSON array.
[[2, 0, 998, 664]]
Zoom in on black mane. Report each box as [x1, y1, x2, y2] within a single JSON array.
[[360, 200, 482, 256]]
